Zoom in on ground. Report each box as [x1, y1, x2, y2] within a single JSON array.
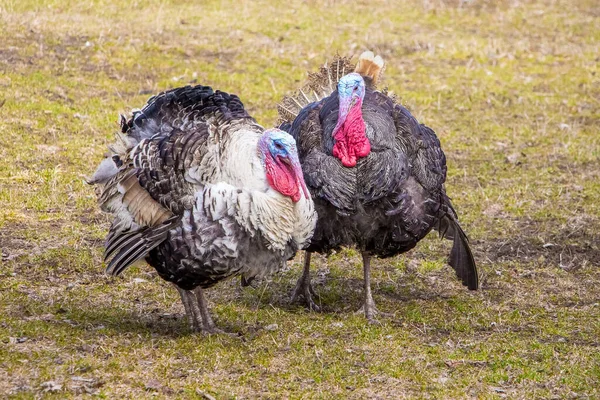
[[0, 0, 599, 398]]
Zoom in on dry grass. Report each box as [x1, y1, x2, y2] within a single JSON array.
[[1, 0, 599, 398]]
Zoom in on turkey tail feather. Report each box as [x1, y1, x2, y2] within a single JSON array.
[[355, 51, 385, 87], [277, 50, 386, 124], [277, 54, 354, 124], [440, 215, 479, 290]]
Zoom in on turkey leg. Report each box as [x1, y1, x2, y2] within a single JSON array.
[[192, 287, 223, 334], [361, 252, 378, 322], [291, 252, 320, 311], [175, 285, 224, 334], [175, 285, 202, 331]]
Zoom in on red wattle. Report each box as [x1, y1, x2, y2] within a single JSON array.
[[332, 100, 370, 167], [265, 157, 301, 202]]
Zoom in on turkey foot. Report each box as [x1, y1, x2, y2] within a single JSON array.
[[175, 285, 233, 335], [355, 301, 380, 324], [358, 252, 391, 323], [192, 287, 239, 337], [176, 286, 202, 332], [290, 252, 321, 311]]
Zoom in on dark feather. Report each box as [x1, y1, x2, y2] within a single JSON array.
[[104, 230, 141, 261], [278, 54, 478, 288], [105, 216, 179, 276], [445, 216, 478, 290]]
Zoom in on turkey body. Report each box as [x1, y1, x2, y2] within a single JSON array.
[[279, 53, 478, 319], [91, 85, 316, 333], [292, 89, 442, 257]]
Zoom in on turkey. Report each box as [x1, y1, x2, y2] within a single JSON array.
[[89, 85, 317, 333], [278, 51, 478, 321]]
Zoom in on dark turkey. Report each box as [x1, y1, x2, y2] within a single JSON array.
[[278, 51, 478, 320], [90, 85, 316, 333]]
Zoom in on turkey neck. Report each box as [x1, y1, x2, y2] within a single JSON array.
[[263, 155, 302, 202], [332, 98, 371, 168]]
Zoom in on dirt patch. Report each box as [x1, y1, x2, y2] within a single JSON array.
[[486, 237, 599, 269], [481, 215, 600, 269], [0, 220, 81, 264], [0, 223, 38, 262]]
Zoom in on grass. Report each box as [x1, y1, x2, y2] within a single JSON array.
[[1, 0, 599, 398]]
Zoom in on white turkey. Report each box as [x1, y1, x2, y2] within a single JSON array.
[[278, 51, 478, 321], [89, 85, 317, 333]]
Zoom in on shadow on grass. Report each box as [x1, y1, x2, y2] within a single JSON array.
[[238, 271, 475, 315], [61, 305, 191, 338]]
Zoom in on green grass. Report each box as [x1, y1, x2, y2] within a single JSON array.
[[1, 0, 599, 398]]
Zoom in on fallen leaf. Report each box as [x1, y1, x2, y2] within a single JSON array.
[[35, 145, 62, 154], [71, 376, 95, 383], [264, 323, 278, 331], [145, 379, 161, 391], [40, 381, 62, 392], [505, 152, 523, 165], [483, 203, 504, 218], [2, 251, 17, 262], [195, 388, 217, 400], [559, 123, 570, 130]]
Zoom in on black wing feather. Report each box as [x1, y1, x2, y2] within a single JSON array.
[[100, 85, 256, 277], [106, 216, 179, 276]]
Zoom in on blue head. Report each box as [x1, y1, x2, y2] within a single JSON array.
[[337, 73, 365, 107], [334, 73, 366, 134], [262, 129, 297, 159], [258, 129, 309, 202]]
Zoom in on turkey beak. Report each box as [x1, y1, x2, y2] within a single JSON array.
[[286, 152, 310, 201]]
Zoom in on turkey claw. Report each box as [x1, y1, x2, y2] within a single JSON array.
[[291, 279, 321, 312]]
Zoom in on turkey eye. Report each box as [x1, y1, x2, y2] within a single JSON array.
[[274, 142, 284, 150]]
